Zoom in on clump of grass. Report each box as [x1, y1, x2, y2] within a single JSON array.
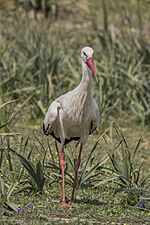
[[103, 123, 150, 205], [66, 138, 109, 188], [89, 0, 150, 126], [1, 1, 150, 126], [0, 133, 47, 200], [10, 148, 45, 194], [0, 16, 64, 119]]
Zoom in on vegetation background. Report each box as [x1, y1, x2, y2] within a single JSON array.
[[0, 0, 150, 224]]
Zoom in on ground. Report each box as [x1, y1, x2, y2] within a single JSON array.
[[0, 124, 150, 225]]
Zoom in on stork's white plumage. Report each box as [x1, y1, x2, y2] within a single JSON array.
[[43, 47, 99, 206]]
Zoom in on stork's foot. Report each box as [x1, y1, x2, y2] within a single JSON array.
[[60, 199, 74, 206], [52, 199, 67, 206], [60, 201, 68, 206], [52, 199, 73, 206], [69, 199, 74, 205]]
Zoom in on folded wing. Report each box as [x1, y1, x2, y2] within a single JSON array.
[[43, 101, 61, 136]]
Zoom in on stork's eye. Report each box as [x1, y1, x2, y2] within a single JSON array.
[[83, 52, 88, 57]]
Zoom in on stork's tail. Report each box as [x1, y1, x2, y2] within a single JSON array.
[[43, 123, 50, 136]]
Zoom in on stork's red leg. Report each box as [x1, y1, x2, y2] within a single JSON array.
[[70, 143, 83, 203], [60, 143, 67, 206]]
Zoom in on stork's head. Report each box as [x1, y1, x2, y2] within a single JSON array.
[[81, 47, 98, 82]]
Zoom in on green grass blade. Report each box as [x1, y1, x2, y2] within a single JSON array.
[[9, 148, 37, 182]]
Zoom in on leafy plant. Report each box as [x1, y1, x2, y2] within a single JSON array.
[[0, 17, 64, 119], [67, 139, 110, 188], [109, 124, 149, 187], [89, 0, 150, 126], [9, 148, 45, 194], [104, 123, 150, 205], [46, 132, 110, 188], [131, 84, 150, 125]]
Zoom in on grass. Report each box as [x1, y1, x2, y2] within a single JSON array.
[[0, 0, 150, 224], [1, 183, 150, 225], [0, 124, 150, 225]]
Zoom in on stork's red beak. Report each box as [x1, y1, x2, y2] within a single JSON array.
[[86, 57, 98, 83]]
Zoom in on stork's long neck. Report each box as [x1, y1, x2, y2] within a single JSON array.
[[78, 60, 92, 96]]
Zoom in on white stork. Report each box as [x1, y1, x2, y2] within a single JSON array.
[[43, 47, 99, 206]]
